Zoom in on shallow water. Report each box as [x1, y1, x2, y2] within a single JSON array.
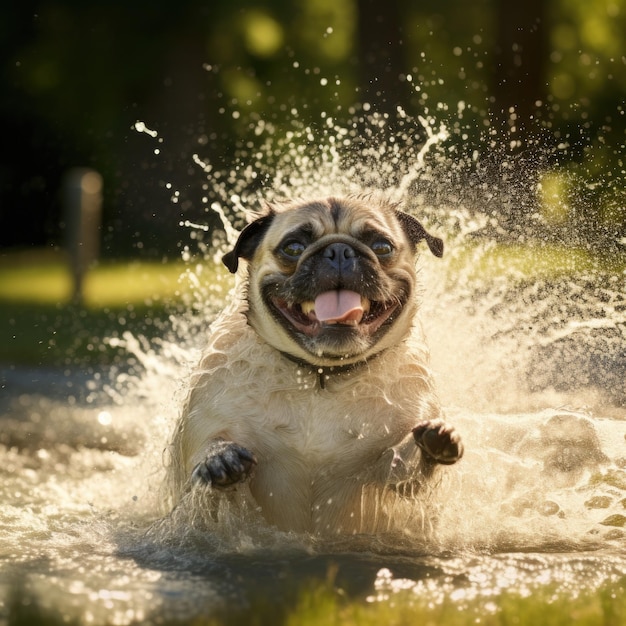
[[2, 109, 626, 623], [2, 266, 625, 624]]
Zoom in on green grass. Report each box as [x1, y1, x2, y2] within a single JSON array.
[[282, 581, 625, 626], [0, 248, 230, 366], [205, 576, 626, 626], [0, 248, 193, 306], [5, 576, 626, 626]]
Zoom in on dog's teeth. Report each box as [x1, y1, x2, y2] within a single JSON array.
[[361, 297, 371, 314], [301, 301, 315, 316]]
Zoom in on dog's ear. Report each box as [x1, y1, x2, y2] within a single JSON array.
[[222, 210, 275, 273], [395, 211, 444, 258]]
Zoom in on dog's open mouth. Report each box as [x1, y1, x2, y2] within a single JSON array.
[[271, 289, 400, 337]]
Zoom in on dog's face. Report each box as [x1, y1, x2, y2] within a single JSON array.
[[222, 197, 443, 368]]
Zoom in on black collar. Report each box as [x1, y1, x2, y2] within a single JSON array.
[[279, 350, 379, 389]]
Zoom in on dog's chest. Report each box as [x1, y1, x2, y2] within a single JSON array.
[[225, 375, 408, 467], [192, 327, 423, 466]]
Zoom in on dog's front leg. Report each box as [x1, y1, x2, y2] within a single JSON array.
[[191, 438, 257, 488], [377, 420, 463, 493], [412, 419, 464, 467]]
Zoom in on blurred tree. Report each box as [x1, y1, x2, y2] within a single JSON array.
[[490, 0, 547, 136], [1, 0, 205, 254], [544, 0, 626, 243], [0, 0, 623, 253], [355, 0, 412, 115]]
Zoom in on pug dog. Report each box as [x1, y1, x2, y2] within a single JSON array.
[[167, 196, 463, 535]]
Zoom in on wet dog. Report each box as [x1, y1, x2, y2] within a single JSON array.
[[167, 196, 463, 535]]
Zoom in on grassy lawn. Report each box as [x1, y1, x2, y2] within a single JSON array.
[[248, 580, 623, 626], [0, 248, 229, 367], [232, 578, 626, 626], [6, 575, 626, 625]]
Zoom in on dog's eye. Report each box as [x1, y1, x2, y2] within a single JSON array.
[[281, 241, 306, 259], [371, 240, 393, 257]]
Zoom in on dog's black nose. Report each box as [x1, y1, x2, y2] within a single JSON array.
[[323, 242, 356, 272]]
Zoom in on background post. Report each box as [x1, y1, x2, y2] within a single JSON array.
[[63, 168, 103, 304]]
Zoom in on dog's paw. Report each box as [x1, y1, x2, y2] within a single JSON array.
[[412, 419, 464, 465], [191, 440, 257, 489]]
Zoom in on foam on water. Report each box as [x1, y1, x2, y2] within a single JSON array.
[[1, 99, 625, 623]]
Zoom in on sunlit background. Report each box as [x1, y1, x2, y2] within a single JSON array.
[[1, 0, 624, 257]]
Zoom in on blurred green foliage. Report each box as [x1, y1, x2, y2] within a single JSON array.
[[1, 0, 624, 254]]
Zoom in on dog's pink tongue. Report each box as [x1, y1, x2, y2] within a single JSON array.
[[314, 290, 363, 324]]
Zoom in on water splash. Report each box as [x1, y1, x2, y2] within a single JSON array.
[[1, 84, 625, 624], [122, 99, 626, 554]]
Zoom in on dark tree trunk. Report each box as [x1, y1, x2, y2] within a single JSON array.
[[491, 0, 547, 137], [356, 0, 411, 117]]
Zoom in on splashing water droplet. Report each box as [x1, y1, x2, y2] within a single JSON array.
[[97, 411, 112, 426], [133, 121, 158, 137]]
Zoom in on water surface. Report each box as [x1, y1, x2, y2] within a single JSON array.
[[2, 110, 625, 624]]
